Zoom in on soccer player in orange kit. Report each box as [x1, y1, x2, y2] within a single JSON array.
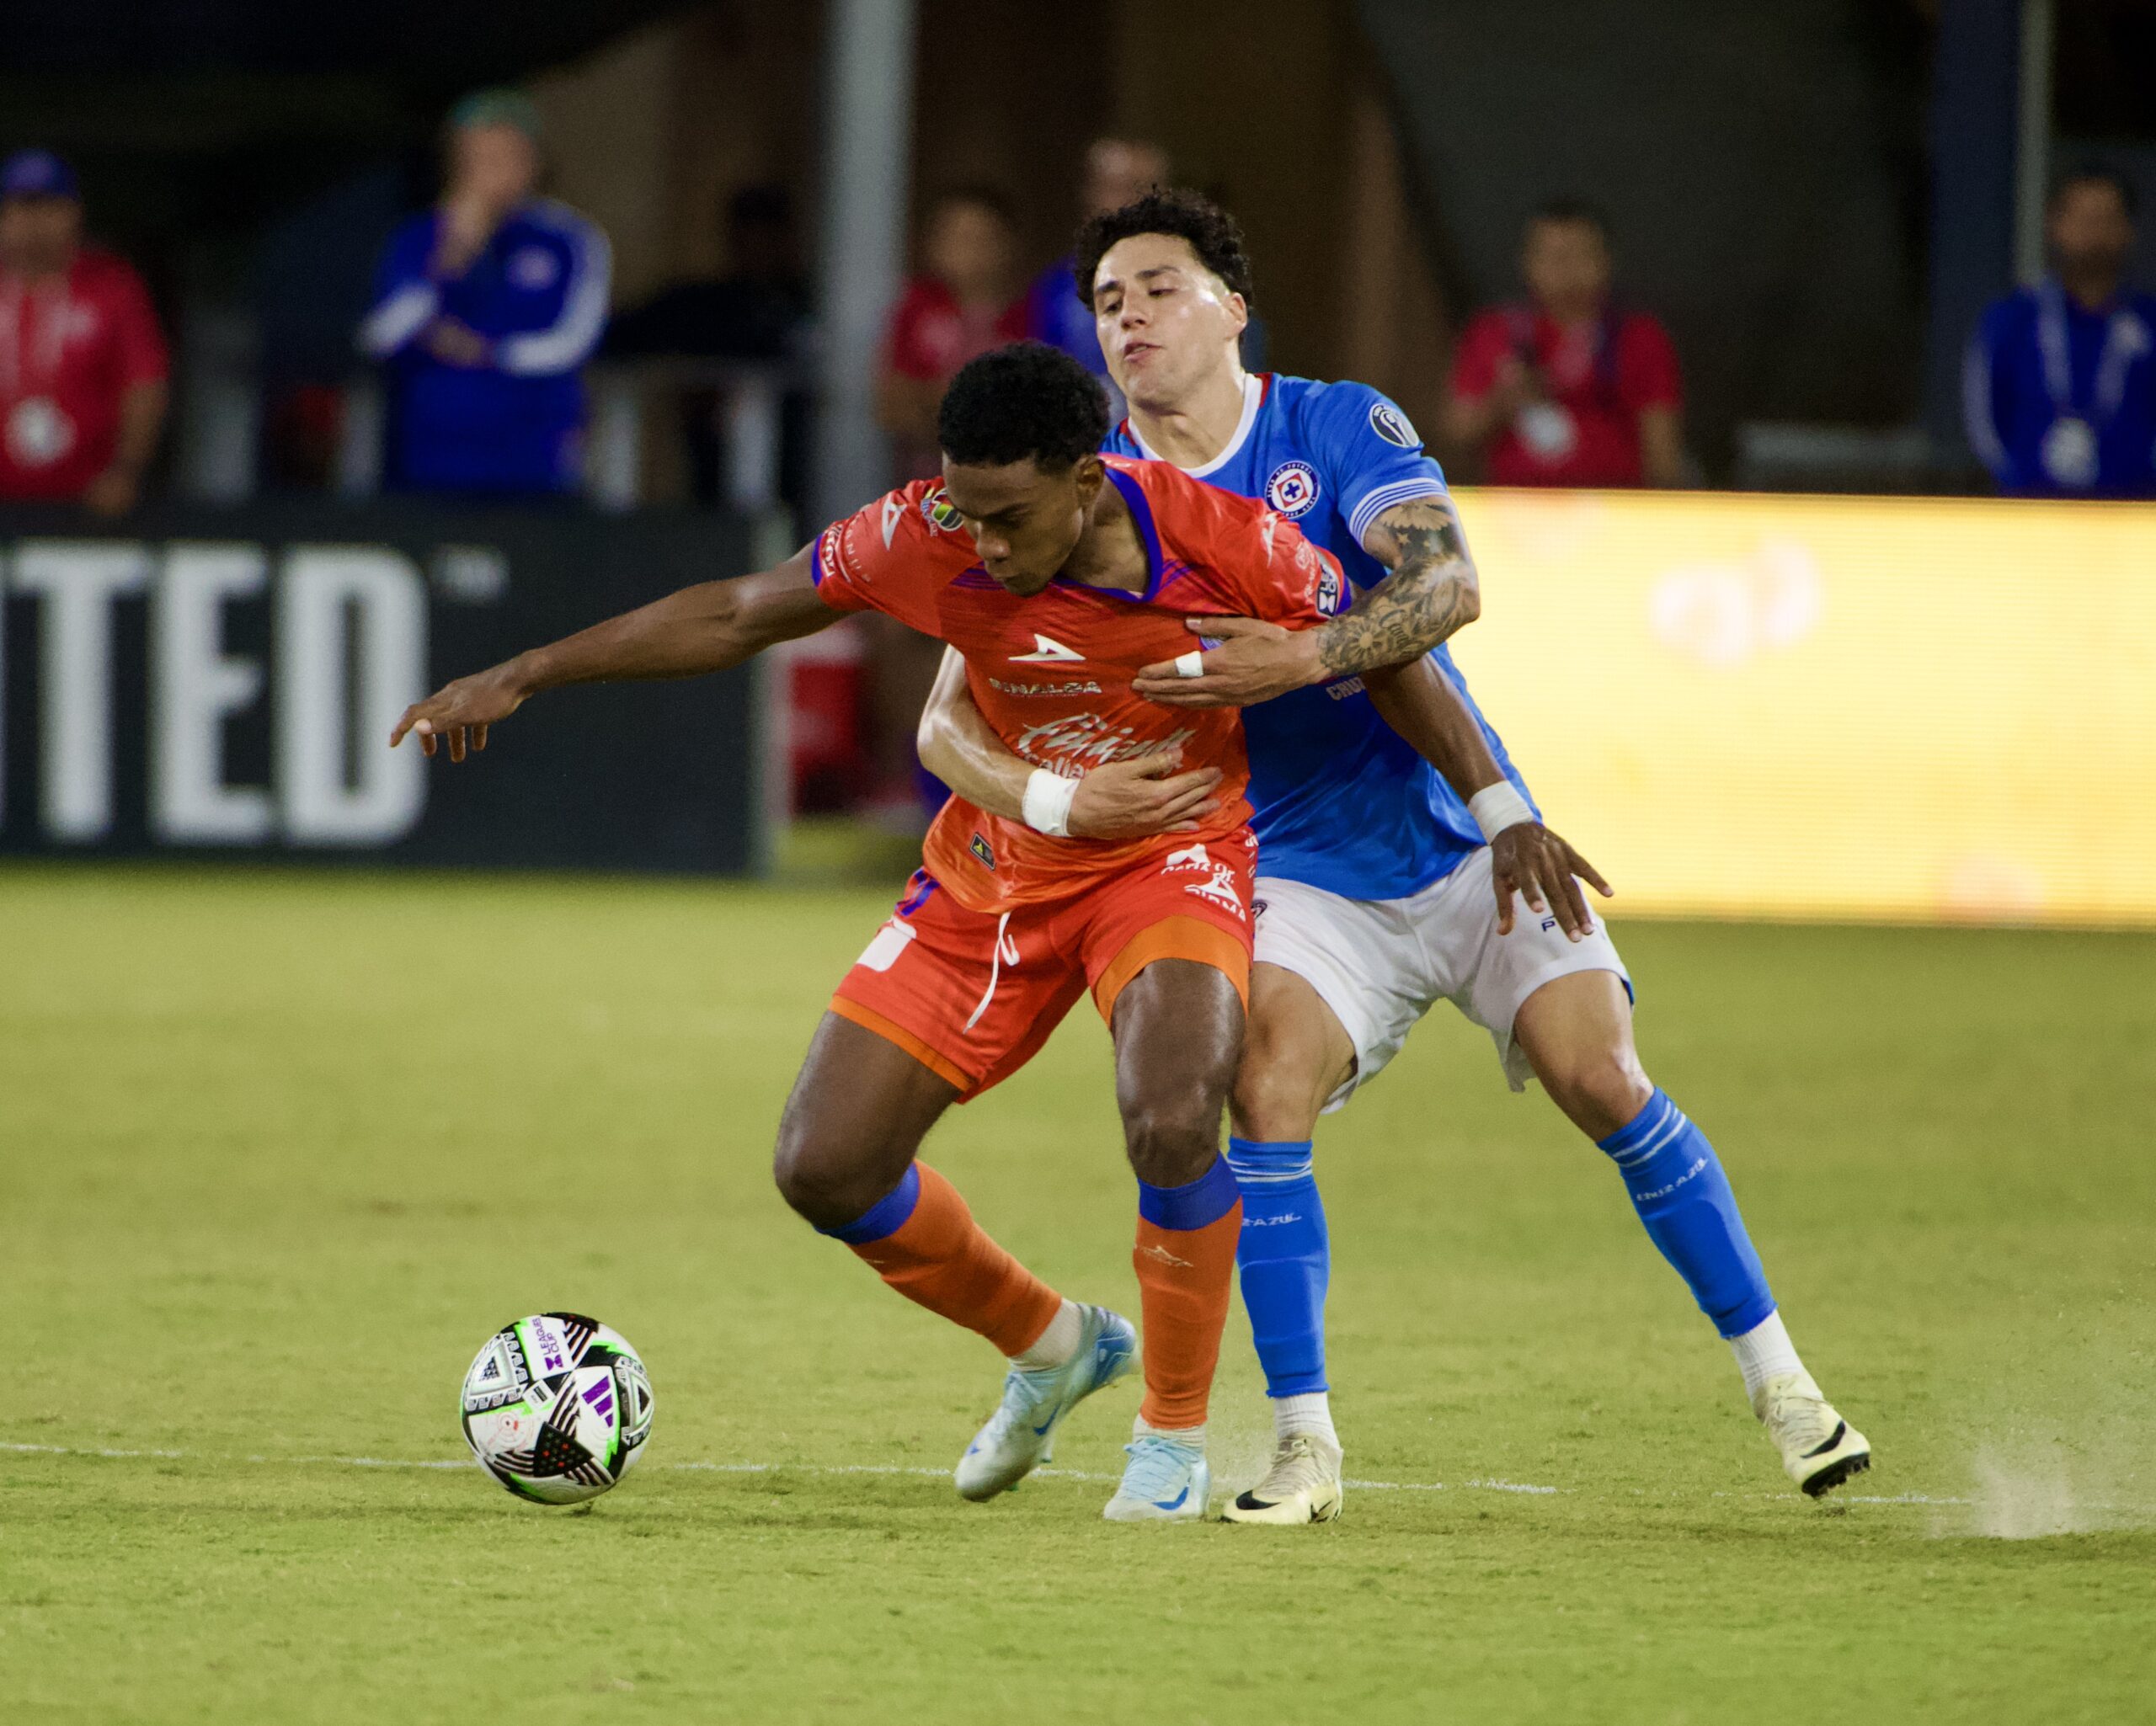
[[392, 342, 1426, 1521]]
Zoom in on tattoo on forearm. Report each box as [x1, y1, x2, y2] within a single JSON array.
[[1319, 503, 1477, 675]]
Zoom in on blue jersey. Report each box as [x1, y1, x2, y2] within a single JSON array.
[[1106, 372, 1531, 901], [359, 199, 611, 495], [1965, 279, 2156, 498]]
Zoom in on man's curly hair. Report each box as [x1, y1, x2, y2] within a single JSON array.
[[937, 341, 1110, 470], [1072, 188, 1256, 310]]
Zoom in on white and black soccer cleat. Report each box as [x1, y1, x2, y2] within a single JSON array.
[[1754, 1370, 1872, 1497], [1219, 1433, 1344, 1526]]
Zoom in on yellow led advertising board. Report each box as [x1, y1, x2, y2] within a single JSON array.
[[1444, 488, 2156, 928]]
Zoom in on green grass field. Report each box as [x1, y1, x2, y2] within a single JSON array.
[[4, 867, 2153, 1723]]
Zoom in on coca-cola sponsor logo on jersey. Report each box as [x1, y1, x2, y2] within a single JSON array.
[[1011, 711, 1196, 770]]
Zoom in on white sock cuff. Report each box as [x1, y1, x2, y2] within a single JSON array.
[[1010, 1299, 1083, 1372], [1134, 1416, 1206, 1446], [1272, 1391, 1338, 1446], [1729, 1309, 1805, 1399]]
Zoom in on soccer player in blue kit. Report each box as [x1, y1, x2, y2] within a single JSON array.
[[919, 191, 1871, 1521]]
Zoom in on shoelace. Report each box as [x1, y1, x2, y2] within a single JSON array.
[[1257, 1436, 1326, 1488], [1118, 1436, 1201, 1501], [983, 1364, 1062, 1440], [1765, 1388, 1838, 1450]]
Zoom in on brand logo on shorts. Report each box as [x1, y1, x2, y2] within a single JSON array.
[[970, 833, 995, 871], [1162, 840, 1244, 919], [1369, 400, 1419, 448], [1264, 460, 1321, 519]]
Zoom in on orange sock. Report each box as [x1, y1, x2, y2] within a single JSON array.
[[830, 1163, 1063, 1357], [1132, 1158, 1244, 1429]]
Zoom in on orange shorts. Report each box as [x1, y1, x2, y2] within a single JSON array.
[[830, 834, 1257, 1100]]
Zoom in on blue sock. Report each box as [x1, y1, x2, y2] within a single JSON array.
[[1225, 1137, 1328, 1397], [1597, 1089, 1774, 1338]]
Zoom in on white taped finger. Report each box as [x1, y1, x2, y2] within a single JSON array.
[[1173, 651, 1205, 679]]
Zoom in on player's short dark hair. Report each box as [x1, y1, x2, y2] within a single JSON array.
[[2049, 164, 2137, 219], [1072, 187, 1256, 309], [1528, 198, 1612, 242], [937, 341, 1110, 471]]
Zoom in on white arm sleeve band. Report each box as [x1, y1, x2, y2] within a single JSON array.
[[1468, 781, 1536, 843], [1022, 768, 1080, 838]]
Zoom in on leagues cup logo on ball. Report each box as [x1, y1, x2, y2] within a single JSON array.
[[461, 1312, 654, 1504]]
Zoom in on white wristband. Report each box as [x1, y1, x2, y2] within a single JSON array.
[[1468, 781, 1535, 843], [1022, 768, 1080, 838]]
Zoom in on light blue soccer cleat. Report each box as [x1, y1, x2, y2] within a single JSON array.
[[954, 1305, 1135, 1502], [1102, 1428, 1211, 1523]]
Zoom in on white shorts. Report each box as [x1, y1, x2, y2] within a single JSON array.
[[1252, 848, 1631, 1111]]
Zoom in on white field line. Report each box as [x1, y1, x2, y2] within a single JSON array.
[[1, 1440, 1977, 1505], [1, 1439, 1551, 1494]]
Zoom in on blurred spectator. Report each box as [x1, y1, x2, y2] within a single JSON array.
[[0, 149, 168, 514], [1027, 138, 1170, 406], [877, 187, 1027, 481], [1445, 200, 1684, 487], [863, 187, 1026, 828], [610, 184, 807, 363], [1965, 168, 2156, 498], [606, 183, 813, 512], [358, 90, 611, 498]]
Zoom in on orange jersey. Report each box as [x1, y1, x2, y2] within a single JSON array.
[[812, 455, 1342, 911]]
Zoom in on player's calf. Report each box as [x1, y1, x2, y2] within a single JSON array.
[[1104, 957, 1248, 1517], [782, 1015, 1081, 1379]]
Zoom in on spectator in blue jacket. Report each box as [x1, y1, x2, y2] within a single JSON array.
[[359, 90, 611, 497], [1965, 168, 2156, 498], [1025, 138, 1169, 416]]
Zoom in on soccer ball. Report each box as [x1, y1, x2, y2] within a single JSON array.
[[460, 1312, 654, 1504]]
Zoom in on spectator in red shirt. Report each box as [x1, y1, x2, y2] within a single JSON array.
[[862, 188, 1028, 827], [0, 150, 168, 514], [877, 187, 1028, 481], [1445, 200, 1683, 487]]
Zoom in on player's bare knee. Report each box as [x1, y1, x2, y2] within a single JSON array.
[[771, 1121, 878, 1231], [1119, 1100, 1225, 1189], [1230, 1055, 1321, 1143], [1544, 1045, 1653, 1142]]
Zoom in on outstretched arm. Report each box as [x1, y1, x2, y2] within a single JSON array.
[[1134, 496, 1481, 706], [391, 544, 837, 760], [916, 647, 1225, 839], [1361, 655, 1612, 940]]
